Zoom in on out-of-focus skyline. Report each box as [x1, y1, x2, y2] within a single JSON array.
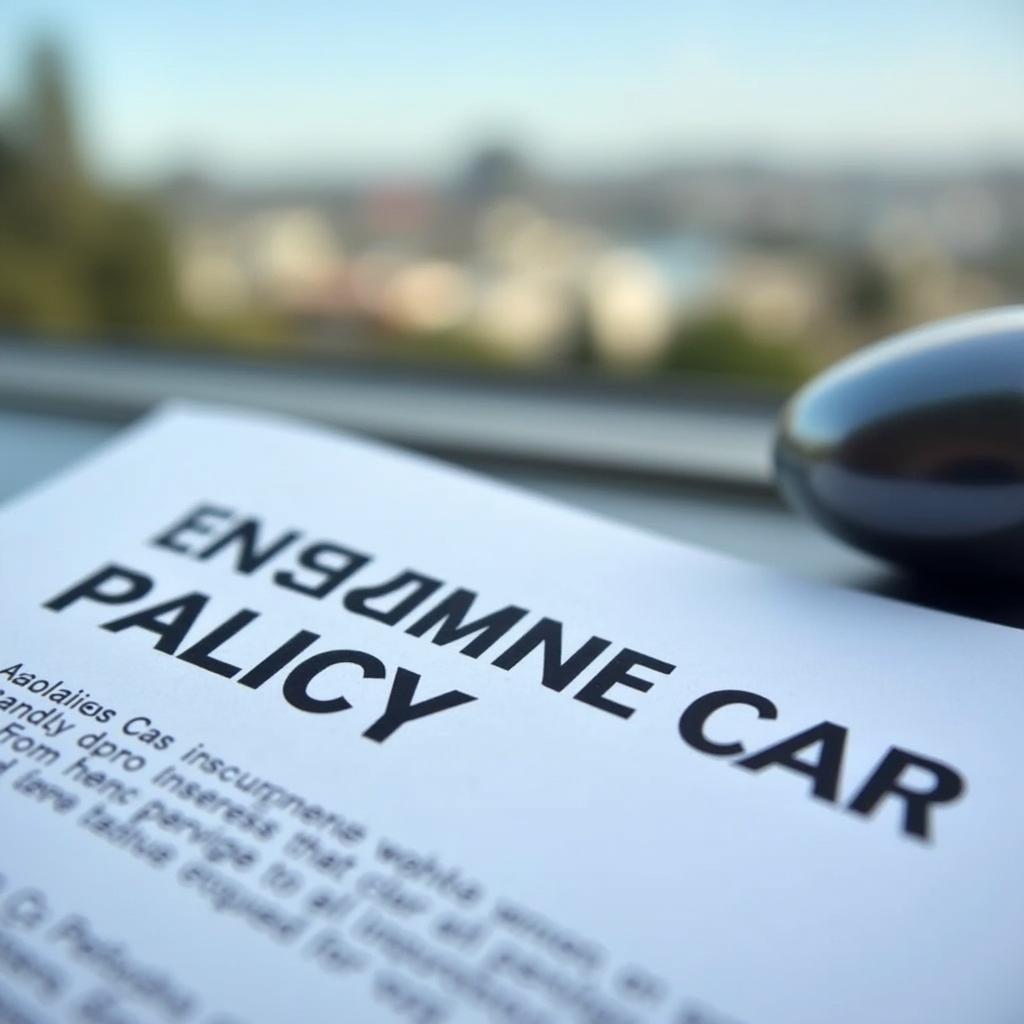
[[2, 5, 1022, 385], [1, 0, 1022, 183]]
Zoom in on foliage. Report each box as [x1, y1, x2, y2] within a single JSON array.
[[388, 326, 510, 368], [660, 312, 815, 385], [0, 40, 183, 338]]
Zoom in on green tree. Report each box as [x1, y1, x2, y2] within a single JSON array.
[[661, 312, 814, 385], [835, 251, 897, 330], [0, 38, 183, 337]]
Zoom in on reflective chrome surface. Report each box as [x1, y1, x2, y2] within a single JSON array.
[[776, 308, 1024, 579]]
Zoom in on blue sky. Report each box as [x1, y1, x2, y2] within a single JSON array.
[[1, 0, 1022, 181]]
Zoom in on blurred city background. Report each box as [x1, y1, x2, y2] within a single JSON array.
[[1, 1, 1022, 387]]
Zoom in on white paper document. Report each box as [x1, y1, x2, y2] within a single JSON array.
[[0, 404, 1020, 1024]]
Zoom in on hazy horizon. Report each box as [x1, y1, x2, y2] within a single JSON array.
[[1, 0, 1022, 187]]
